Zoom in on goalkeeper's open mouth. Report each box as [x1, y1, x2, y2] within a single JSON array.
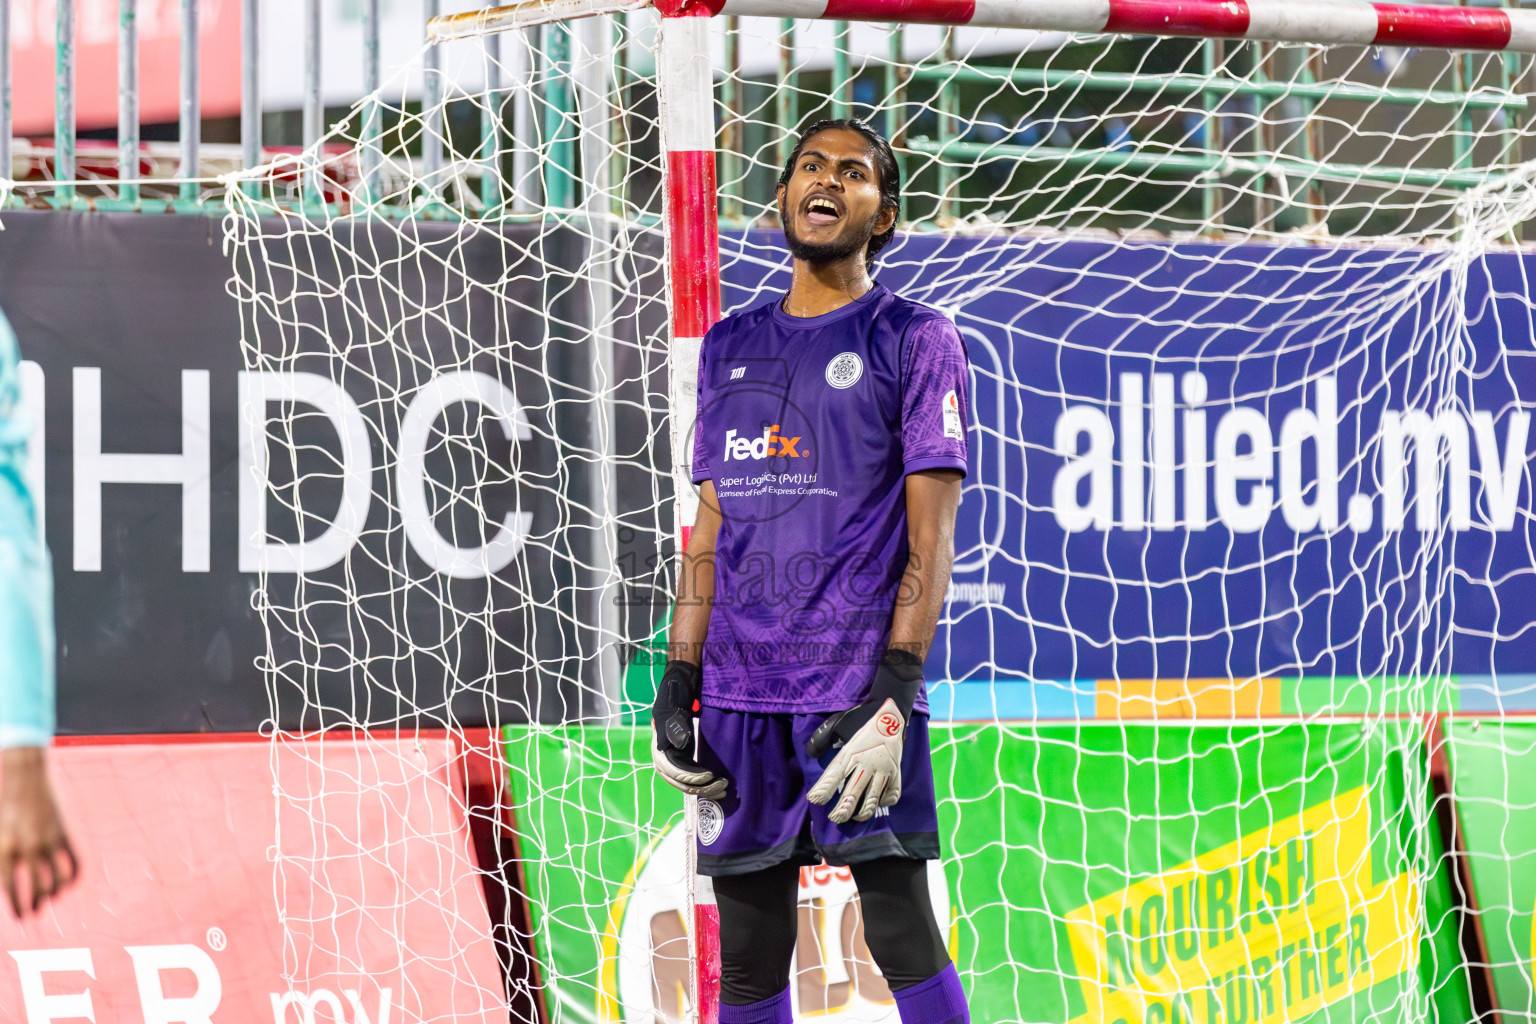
[[802, 193, 844, 227]]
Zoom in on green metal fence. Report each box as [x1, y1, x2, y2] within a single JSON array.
[[7, 5, 1529, 237]]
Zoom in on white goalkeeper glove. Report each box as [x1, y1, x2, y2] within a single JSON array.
[[806, 649, 924, 825], [651, 660, 728, 800]]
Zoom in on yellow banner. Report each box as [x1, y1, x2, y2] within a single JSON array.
[[1064, 786, 1419, 1024]]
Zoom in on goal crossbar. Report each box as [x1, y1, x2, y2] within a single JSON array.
[[433, 0, 1536, 51]]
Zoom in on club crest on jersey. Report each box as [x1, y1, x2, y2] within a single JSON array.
[[942, 388, 962, 440], [698, 799, 724, 845], [723, 425, 806, 461], [825, 351, 863, 389]]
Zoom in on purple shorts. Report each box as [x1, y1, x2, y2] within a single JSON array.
[[693, 706, 940, 876]]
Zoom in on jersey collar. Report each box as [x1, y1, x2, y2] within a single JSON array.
[[770, 281, 887, 330]]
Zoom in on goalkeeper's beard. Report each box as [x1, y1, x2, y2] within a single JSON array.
[[781, 199, 880, 267]]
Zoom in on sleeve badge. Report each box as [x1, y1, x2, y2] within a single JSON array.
[[942, 389, 963, 440]]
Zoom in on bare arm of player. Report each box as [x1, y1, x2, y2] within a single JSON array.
[[889, 468, 964, 660], [652, 481, 728, 798], [668, 479, 721, 666], [0, 302, 78, 917], [0, 747, 77, 916], [807, 468, 963, 823]]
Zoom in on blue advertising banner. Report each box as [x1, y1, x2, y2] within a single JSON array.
[[19, 211, 1536, 731], [721, 232, 1536, 719]]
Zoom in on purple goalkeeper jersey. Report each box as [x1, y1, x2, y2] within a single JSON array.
[[690, 282, 970, 714]]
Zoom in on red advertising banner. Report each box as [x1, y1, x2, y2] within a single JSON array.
[[0, 735, 505, 1023], [9, 0, 240, 136]]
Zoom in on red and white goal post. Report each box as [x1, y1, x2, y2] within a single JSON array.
[[429, 2, 1535, 1019], [218, 0, 1536, 1020]]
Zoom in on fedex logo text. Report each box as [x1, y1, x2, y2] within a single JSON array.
[[724, 425, 807, 461]]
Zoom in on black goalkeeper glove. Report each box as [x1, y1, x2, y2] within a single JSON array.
[[651, 660, 727, 800], [805, 648, 924, 824]]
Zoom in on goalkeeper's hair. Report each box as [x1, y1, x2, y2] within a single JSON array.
[[777, 118, 902, 270]]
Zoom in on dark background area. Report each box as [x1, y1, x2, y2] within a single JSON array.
[[1, 210, 671, 735]]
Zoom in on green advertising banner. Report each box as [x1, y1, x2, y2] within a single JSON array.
[[503, 723, 1469, 1024], [1447, 719, 1536, 1018]]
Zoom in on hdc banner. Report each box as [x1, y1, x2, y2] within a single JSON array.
[[1, 211, 667, 735], [502, 721, 1469, 1024]]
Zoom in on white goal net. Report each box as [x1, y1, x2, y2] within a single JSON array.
[[224, 10, 1536, 1024]]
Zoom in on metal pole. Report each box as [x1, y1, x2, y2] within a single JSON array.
[[179, 0, 199, 203], [1, 0, 13, 187], [303, 0, 322, 203], [905, 136, 1496, 188], [609, 12, 627, 218], [1500, 50, 1518, 166], [1500, 14, 1522, 239], [544, 23, 574, 209], [119, 0, 139, 205], [576, 17, 615, 304], [831, 21, 851, 118], [574, 12, 621, 719], [1506, 48, 1524, 240], [241, 0, 260, 192], [423, 0, 443, 195], [1301, 48, 1322, 223], [1252, 42, 1271, 231], [481, 30, 502, 212], [937, 27, 955, 223], [903, 62, 1520, 108], [511, 27, 537, 210], [721, 17, 739, 221], [650, 0, 1536, 50], [656, 10, 721, 554], [362, 0, 381, 201], [885, 26, 905, 191], [56, 0, 76, 206], [1200, 38, 1216, 231], [657, 11, 722, 1010], [777, 18, 796, 164], [1453, 53, 1473, 171]]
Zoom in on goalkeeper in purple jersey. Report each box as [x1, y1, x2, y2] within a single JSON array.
[[652, 119, 971, 1024]]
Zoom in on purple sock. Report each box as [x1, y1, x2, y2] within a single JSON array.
[[719, 988, 792, 1024], [893, 962, 970, 1024]]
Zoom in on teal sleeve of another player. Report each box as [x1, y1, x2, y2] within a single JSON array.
[[0, 482, 53, 748], [0, 311, 53, 748]]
